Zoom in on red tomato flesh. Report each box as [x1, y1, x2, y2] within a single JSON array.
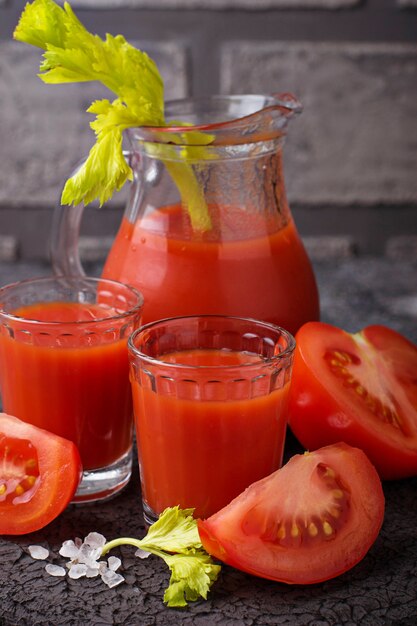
[[0, 413, 82, 535], [198, 443, 384, 585], [288, 323, 417, 479]]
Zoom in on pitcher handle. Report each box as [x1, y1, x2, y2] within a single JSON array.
[[50, 151, 135, 276]]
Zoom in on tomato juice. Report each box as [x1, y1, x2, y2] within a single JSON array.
[[130, 347, 291, 520], [0, 301, 134, 471], [103, 204, 319, 335]]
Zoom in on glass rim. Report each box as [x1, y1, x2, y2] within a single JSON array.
[[126, 93, 302, 144], [128, 314, 295, 370], [0, 276, 144, 326]]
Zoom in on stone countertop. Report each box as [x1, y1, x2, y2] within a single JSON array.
[[0, 257, 416, 626]]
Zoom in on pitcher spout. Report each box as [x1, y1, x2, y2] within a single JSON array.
[[127, 93, 302, 147]]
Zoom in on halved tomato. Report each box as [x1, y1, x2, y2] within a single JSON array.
[[198, 443, 384, 584], [288, 322, 417, 480], [0, 413, 82, 535]]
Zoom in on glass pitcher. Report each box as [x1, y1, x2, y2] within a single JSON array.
[[51, 93, 319, 335]]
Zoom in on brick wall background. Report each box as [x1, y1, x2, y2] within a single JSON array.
[[0, 0, 416, 263]]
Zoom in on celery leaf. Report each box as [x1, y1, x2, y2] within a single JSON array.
[[100, 506, 221, 608], [140, 506, 202, 553], [13, 0, 165, 201], [13, 0, 213, 229], [162, 551, 221, 607]]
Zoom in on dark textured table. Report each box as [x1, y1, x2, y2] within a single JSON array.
[[1, 257, 416, 626]]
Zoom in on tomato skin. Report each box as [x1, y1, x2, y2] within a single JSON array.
[[0, 413, 82, 535], [198, 443, 384, 585], [288, 323, 417, 480]]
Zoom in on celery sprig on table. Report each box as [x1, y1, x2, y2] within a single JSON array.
[[101, 507, 221, 607], [13, 0, 212, 230]]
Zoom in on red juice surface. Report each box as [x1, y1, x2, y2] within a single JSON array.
[[131, 348, 290, 519], [0, 302, 133, 470], [102, 204, 319, 335]]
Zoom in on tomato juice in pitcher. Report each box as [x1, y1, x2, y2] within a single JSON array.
[[103, 205, 316, 333], [52, 94, 319, 334]]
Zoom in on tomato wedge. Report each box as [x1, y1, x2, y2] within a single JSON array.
[[288, 322, 417, 480], [198, 443, 384, 584], [0, 413, 82, 535]]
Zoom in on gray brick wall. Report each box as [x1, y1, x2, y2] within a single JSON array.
[[0, 0, 416, 260], [221, 42, 417, 207], [0, 236, 18, 262], [386, 236, 417, 261], [69, 0, 361, 8], [0, 40, 188, 208]]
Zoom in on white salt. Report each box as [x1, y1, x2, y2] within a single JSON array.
[[86, 567, 101, 578], [45, 564, 66, 577], [68, 563, 88, 579], [28, 545, 49, 560], [78, 543, 102, 565], [32, 530, 126, 590], [59, 540, 80, 559], [108, 556, 121, 572], [84, 532, 106, 548], [84, 559, 100, 572], [101, 569, 125, 588], [135, 548, 151, 559]]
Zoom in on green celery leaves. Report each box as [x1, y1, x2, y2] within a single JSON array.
[[101, 507, 221, 608], [14, 0, 211, 230]]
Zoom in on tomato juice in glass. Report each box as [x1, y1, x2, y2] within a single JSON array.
[[103, 203, 318, 336], [0, 277, 143, 502], [128, 315, 295, 523]]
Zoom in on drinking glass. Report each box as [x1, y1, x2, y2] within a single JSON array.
[[128, 315, 295, 524], [0, 276, 144, 502]]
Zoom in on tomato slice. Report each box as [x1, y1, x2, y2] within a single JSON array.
[[0, 413, 82, 535], [288, 322, 417, 480], [198, 443, 384, 585]]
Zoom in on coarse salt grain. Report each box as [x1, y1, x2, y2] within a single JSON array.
[[101, 569, 125, 588], [86, 567, 101, 578], [135, 548, 151, 559], [28, 545, 49, 560], [45, 564, 66, 577], [31, 531, 126, 590], [59, 540, 80, 559], [68, 563, 88, 579], [108, 556, 122, 572], [84, 532, 106, 548], [78, 543, 102, 565]]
